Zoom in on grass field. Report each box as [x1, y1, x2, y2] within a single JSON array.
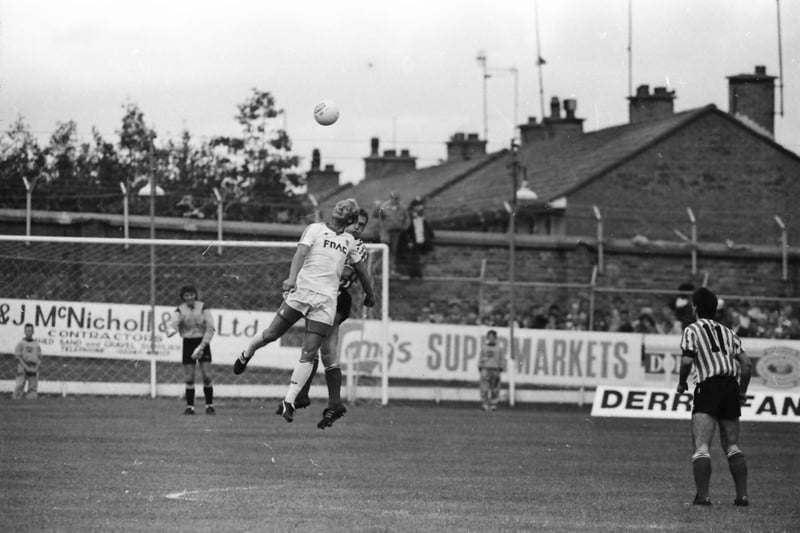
[[1, 396, 798, 533]]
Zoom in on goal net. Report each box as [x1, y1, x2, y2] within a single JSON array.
[[0, 235, 390, 405]]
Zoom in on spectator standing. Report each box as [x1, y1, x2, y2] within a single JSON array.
[[478, 330, 506, 411], [635, 309, 658, 334], [397, 196, 434, 279], [674, 283, 696, 329], [607, 296, 626, 332], [376, 191, 410, 275], [618, 309, 635, 332], [427, 301, 445, 323], [446, 300, 465, 324], [656, 305, 682, 335], [13, 323, 42, 400]]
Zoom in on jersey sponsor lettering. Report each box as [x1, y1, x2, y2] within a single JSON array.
[[680, 318, 742, 382], [297, 223, 361, 297], [322, 239, 349, 254]]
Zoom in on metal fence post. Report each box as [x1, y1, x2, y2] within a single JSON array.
[[687, 207, 697, 275], [120, 182, 129, 249], [775, 215, 788, 281], [214, 187, 223, 255], [22, 177, 33, 246], [593, 205, 603, 273]]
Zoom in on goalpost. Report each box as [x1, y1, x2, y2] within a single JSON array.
[[0, 235, 390, 405]]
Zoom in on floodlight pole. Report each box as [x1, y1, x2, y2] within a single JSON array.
[[687, 207, 697, 275], [120, 182, 130, 249], [775, 215, 788, 281], [214, 187, 223, 255]]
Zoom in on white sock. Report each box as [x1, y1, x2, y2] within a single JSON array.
[[285, 361, 314, 404]]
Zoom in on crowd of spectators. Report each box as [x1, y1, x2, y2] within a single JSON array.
[[415, 295, 800, 340]]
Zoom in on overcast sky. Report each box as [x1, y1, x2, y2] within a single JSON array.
[[1, 0, 797, 185]]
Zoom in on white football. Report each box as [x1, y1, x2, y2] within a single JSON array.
[[314, 100, 339, 126]]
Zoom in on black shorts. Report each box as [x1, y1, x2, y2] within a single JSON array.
[[182, 337, 211, 365], [336, 290, 353, 323], [692, 375, 741, 419]]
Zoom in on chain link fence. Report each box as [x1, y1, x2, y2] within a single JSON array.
[[0, 236, 389, 400]]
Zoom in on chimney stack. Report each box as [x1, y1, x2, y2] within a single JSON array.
[[363, 138, 417, 180], [541, 96, 584, 141], [306, 149, 340, 196], [627, 85, 676, 124], [727, 65, 776, 137], [446, 132, 487, 162], [549, 97, 561, 119]]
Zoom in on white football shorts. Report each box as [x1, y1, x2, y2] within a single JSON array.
[[284, 287, 337, 325]]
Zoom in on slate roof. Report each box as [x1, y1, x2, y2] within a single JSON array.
[[318, 152, 505, 218], [318, 104, 796, 228]]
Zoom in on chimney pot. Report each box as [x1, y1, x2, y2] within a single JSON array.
[[467, 133, 479, 141], [550, 97, 561, 118], [384, 149, 396, 157], [755, 65, 766, 76], [370, 137, 379, 156], [400, 149, 410, 157]]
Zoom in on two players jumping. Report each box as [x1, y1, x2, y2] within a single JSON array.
[[232, 198, 376, 429]]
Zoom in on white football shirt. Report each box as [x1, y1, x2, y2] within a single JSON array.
[[296, 222, 362, 297]]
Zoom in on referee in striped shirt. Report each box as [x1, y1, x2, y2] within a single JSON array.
[[677, 287, 752, 507]]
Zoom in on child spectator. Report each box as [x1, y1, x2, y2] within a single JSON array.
[[13, 323, 42, 400]]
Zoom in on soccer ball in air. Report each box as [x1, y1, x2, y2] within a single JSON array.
[[314, 100, 339, 126]]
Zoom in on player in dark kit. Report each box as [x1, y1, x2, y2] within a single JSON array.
[[677, 287, 752, 507], [166, 285, 216, 415], [294, 208, 371, 429]]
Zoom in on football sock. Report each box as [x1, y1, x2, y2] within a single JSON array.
[[326, 367, 343, 407], [285, 361, 315, 404], [203, 386, 213, 406], [692, 452, 712, 499], [298, 358, 320, 401], [727, 451, 748, 499], [185, 385, 195, 406]]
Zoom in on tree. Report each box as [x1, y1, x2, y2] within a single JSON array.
[[0, 117, 46, 209], [210, 88, 304, 222]]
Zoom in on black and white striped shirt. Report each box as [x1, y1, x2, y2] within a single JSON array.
[[680, 318, 742, 383]]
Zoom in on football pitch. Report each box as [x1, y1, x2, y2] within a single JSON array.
[[1, 397, 797, 532]]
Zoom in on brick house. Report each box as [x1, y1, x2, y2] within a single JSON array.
[[315, 65, 799, 245]]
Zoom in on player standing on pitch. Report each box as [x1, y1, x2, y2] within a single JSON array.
[[293, 207, 371, 429], [166, 285, 217, 415], [677, 287, 751, 507], [232, 198, 376, 425]]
